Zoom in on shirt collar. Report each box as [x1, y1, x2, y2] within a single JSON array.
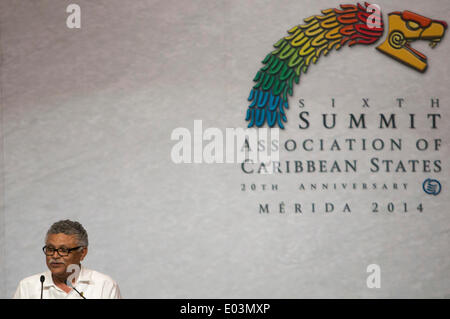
[[43, 265, 94, 288], [78, 265, 94, 284]]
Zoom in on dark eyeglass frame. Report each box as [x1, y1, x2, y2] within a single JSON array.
[[42, 245, 83, 257]]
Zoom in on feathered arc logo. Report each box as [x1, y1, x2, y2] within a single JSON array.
[[245, 2, 447, 129]]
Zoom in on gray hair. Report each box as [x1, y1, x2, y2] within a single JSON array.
[[46, 220, 89, 247]]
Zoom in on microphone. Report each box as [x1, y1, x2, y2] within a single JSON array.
[[71, 286, 86, 299], [66, 264, 86, 299], [40, 275, 45, 299], [66, 278, 86, 299]]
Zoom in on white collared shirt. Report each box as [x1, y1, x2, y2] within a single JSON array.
[[13, 266, 122, 299]]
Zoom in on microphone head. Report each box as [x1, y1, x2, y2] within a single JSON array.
[[40, 275, 45, 283]]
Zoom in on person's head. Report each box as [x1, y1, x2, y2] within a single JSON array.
[[43, 220, 88, 280]]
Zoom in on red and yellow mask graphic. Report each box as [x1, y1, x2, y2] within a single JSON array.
[[377, 10, 447, 72]]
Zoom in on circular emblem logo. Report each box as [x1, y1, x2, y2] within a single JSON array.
[[423, 179, 441, 196]]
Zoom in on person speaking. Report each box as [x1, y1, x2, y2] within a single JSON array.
[[13, 219, 122, 299]]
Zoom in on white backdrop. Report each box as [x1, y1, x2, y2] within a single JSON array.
[[1, 0, 449, 298]]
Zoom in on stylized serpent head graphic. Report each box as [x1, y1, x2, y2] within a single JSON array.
[[377, 10, 447, 72], [245, 2, 447, 129]]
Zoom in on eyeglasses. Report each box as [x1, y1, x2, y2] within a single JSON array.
[[42, 245, 83, 257]]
